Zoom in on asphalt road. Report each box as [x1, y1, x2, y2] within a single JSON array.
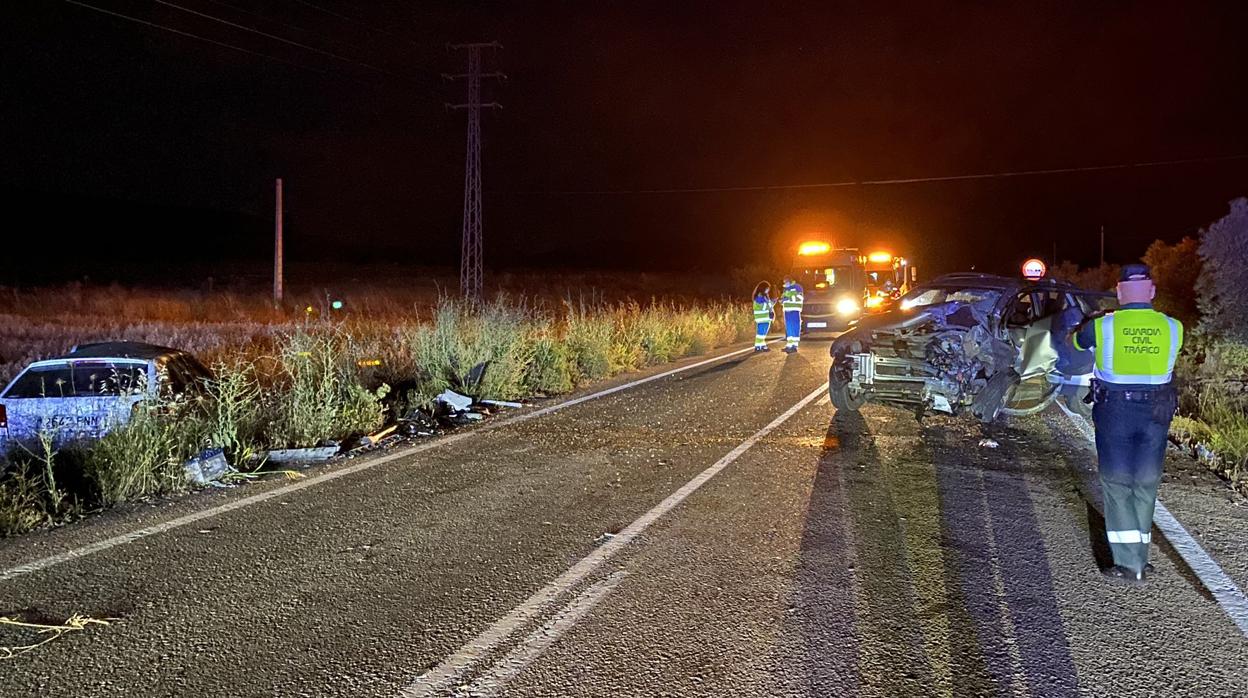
[[2, 340, 1247, 697]]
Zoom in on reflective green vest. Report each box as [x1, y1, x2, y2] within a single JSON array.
[[752, 296, 772, 321], [781, 285, 804, 311], [1091, 308, 1183, 385]]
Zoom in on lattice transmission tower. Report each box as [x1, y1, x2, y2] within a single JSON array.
[[446, 42, 503, 301]]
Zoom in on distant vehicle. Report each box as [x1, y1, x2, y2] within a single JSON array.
[[789, 241, 916, 333], [0, 342, 212, 451], [828, 273, 1112, 422]]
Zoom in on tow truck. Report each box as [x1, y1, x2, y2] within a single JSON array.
[[789, 241, 916, 333]]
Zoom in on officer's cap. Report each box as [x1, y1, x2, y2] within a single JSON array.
[[1119, 263, 1151, 282]]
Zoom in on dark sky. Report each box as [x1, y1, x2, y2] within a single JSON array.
[[3, 1, 1247, 284]]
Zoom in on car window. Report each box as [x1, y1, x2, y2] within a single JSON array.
[[160, 355, 213, 397], [3, 361, 148, 398], [901, 287, 998, 310]]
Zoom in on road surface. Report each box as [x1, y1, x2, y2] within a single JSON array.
[[2, 340, 1247, 697]]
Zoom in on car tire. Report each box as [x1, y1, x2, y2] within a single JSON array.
[[829, 369, 868, 411]]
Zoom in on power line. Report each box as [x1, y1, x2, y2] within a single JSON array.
[[200, 0, 376, 56], [531, 153, 1248, 195], [287, 0, 401, 38], [62, 0, 329, 75], [151, 0, 428, 84]]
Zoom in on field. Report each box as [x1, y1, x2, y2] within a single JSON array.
[[0, 271, 759, 535]]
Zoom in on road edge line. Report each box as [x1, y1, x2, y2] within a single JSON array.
[[0, 342, 769, 584], [1060, 408, 1248, 637], [398, 382, 831, 697]]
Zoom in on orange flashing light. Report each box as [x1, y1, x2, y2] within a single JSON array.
[[867, 251, 893, 264], [798, 241, 832, 256]]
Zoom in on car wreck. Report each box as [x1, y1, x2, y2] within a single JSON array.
[[0, 341, 212, 452], [829, 273, 1112, 422]]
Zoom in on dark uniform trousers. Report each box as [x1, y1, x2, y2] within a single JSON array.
[[1092, 384, 1177, 573]]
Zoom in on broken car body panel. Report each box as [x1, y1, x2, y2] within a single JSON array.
[[829, 273, 1111, 421]]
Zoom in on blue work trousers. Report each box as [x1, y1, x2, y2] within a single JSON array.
[[1092, 387, 1176, 573], [784, 309, 801, 347], [755, 319, 771, 347]]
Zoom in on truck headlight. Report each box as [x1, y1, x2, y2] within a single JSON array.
[[836, 298, 860, 316]]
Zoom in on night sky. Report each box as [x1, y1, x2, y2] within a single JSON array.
[[3, 1, 1247, 284]]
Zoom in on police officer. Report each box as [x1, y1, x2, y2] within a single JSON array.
[[781, 276, 805, 353], [1072, 264, 1183, 585], [751, 281, 774, 352]]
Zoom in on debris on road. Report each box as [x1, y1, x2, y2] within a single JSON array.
[[436, 390, 474, 412], [0, 613, 111, 659], [184, 447, 232, 485], [481, 399, 524, 409], [357, 424, 398, 448], [264, 444, 340, 464], [978, 438, 1000, 448]]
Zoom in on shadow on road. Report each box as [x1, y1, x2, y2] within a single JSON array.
[[782, 410, 1079, 696], [929, 422, 1079, 697]]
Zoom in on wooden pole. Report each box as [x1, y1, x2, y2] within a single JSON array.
[[274, 177, 284, 305]]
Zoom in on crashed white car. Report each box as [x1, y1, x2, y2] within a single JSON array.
[[828, 273, 1112, 421], [0, 341, 211, 450]]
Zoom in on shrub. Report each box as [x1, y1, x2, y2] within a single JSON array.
[[406, 299, 536, 401], [524, 329, 575, 395], [268, 333, 388, 448], [1198, 387, 1248, 483], [1143, 237, 1201, 326], [1197, 197, 1248, 341], [83, 398, 210, 506], [563, 301, 613, 382]]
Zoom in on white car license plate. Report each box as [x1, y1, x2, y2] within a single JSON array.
[[807, 321, 828, 328]]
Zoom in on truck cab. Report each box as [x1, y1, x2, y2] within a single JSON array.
[[789, 242, 916, 333]]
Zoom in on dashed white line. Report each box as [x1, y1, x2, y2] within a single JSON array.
[[0, 342, 770, 584], [1061, 408, 1248, 637], [399, 383, 831, 697]]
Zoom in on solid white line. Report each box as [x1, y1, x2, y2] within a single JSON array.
[[0, 342, 769, 584], [399, 383, 831, 698], [457, 571, 629, 697], [1061, 409, 1248, 637]]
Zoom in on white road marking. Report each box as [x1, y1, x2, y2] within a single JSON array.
[[456, 571, 629, 697], [399, 383, 832, 697], [1062, 409, 1248, 637], [0, 342, 771, 584]]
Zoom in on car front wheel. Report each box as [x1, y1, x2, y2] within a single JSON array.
[[829, 367, 869, 411]]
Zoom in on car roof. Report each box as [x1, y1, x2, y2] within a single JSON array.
[[919, 272, 1099, 295], [54, 341, 186, 362]]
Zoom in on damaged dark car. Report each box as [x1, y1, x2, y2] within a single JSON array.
[[829, 273, 1113, 422]]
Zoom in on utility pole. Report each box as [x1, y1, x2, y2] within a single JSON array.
[[446, 42, 503, 302], [274, 177, 284, 305]]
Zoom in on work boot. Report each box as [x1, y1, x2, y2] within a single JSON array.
[[1102, 565, 1145, 587], [760, 345, 771, 352]]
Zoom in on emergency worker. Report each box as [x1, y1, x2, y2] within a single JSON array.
[[752, 281, 774, 352], [1071, 264, 1183, 585], [781, 276, 804, 353]]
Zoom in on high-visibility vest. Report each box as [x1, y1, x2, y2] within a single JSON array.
[[781, 284, 804, 311], [1091, 308, 1183, 385], [752, 295, 772, 321]]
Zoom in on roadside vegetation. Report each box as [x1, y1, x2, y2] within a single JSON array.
[[0, 291, 752, 535], [1053, 197, 1248, 494]]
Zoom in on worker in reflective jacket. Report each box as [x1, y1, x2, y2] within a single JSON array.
[[780, 276, 804, 353], [752, 281, 774, 352], [1071, 264, 1183, 585]]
